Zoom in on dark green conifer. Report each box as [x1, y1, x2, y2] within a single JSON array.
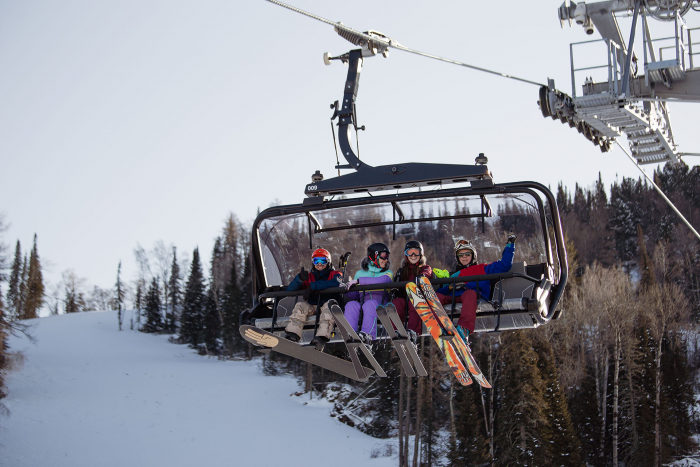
[[203, 286, 220, 354], [24, 234, 44, 319], [221, 260, 243, 356], [448, 383, 489, 466], [533, 335, 583, 467], [18, 255, 28, 318], [179, 248, 206, 347], [115, 262, 125, 331], [7, 241, 21, 320], [166, 247, 181, 334], [494, 330, 550, 466], [142, 278, 162, 333]]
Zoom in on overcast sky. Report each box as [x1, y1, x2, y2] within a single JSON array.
[[1, 0, 698, 296]]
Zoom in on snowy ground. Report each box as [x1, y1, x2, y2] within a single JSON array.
[[0, 311, 395, 467]]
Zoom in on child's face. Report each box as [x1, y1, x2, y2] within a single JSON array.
[[406, 249, 421, 265], [314, 261, 328, 271], [457, 250, 473, 265]]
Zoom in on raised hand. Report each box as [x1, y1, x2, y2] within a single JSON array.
[[299, 267, 309, 282], [507, 228, 517, 245]]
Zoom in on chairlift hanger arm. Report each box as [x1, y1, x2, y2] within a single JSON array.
[[265, 0, 545, 87]]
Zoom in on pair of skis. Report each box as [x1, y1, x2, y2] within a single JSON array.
[[241, 279, 490, 388], [326, 301, 427, 380], [407, 276, 491, 388], [240, 300, 388, 383], [240, 300, 426, 382]]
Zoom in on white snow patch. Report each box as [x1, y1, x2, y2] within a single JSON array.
[[668, 459, 700, 467], [0, 311, 395, 467]]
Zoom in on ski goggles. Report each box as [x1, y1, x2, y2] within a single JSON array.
[[404, 249, 421, 258], [312, 257, 329, 265], [375, 252, 390, 260], [457, 251, 473, 258]]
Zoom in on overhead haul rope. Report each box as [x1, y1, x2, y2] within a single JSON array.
[[616, 141, 700, 241], [265, 0, 546, 87]]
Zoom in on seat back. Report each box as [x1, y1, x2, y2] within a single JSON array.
[[492, 261, 534, 301]]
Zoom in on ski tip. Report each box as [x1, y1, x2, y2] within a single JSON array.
[[457, 372, 473, 386], [241, 326, 279, 348]]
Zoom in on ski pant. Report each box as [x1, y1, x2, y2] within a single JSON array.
[[437, 289, 477, 332], [344, 300, 379, 339], [284, 301, 335, 340], [391, 297, 424, 334]]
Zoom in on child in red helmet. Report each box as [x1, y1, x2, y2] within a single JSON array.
[[284, 247, 344, 351]]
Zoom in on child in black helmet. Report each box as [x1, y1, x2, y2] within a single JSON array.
[[343, 242, 393, 343]]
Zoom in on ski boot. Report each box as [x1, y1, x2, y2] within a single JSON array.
[[284, 331, 301, 343], [406, 329, 419, 351], [358, 331, 374, 354], [310, 335, 329, 351], [456, 325, 470, 347]]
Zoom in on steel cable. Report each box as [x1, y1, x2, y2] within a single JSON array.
[[265, 0, 545, 87]]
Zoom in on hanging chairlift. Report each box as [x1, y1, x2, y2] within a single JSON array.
[[239, 2, 569, 381]]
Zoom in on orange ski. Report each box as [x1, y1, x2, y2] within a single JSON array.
[[406, 282, 472, 386], [417, 276, 491, 388]]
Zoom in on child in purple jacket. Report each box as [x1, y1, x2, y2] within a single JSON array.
[[344, 243, 393, 344]]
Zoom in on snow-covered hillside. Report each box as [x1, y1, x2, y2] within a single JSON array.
[[0, 311, 394, 467]]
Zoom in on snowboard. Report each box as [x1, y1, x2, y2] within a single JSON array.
[[376, 304, 428, 377], [240, 325, 375, 382], [405, 282, 473, 386], [329, 302, 387, 378], [417, 276, 491, 388]]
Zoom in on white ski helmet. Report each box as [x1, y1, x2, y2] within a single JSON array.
[[454, 239, 477, 264]]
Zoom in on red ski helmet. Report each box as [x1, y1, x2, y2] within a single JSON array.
[[311, 248, 331, 264]]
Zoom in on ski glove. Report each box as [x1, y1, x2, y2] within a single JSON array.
[[344, 279, 358, 291], [298, 267, 309, 282], [302, 286, 312, 301], [507, 229, 517, 245]]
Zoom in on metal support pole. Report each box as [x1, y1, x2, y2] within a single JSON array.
[[621, 0, 641, 97], [616, 141, 700, 241], [570, 43, 577, 98], [270, 295, 280, 332]]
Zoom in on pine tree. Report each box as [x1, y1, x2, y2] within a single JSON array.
[[115, 262, 125, 331], [134, 280, 144, 328], [221, 260, 243, 356], [448, 383, 489, 466], [179, 248, 206, 348], [0, 282, 8, 401], [494, 330, 550, 466], [166, 247, 181, 334], [18, 255, 28, 318], [203, 286, 220, 354], [24, 234, 44, 319], [7, 241, 21, 321], [533, 335, 583, 467], [142, 278, 162, 333]]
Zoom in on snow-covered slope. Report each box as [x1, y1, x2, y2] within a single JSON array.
[[0, 311, 394, 467]]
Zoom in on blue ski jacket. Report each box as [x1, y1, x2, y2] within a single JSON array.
[[436, 243, 515, 300]]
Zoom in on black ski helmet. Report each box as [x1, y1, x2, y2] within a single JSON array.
[[404, 240, 424, 257], [367, 242, 390, 267]]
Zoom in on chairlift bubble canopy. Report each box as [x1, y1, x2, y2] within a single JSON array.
[[240, 14, 569, 346]]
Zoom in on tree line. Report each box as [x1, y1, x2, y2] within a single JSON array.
[[1, 161, 700, 465], [259, 162, 700, 467]]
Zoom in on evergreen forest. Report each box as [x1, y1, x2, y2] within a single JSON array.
[[3, 162, 700, 466]]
